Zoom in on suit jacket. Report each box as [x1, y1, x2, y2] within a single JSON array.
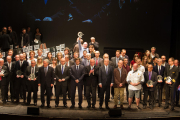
[[70, 58, 82, 65], [25, 66, 39, 79], [4, 62, 15, 81], [143, 71, 157, 91], [55, 65, 70, 87], [85, 65, 99, 87], [19, 33, 29, 47], [99, 65, 114, 86], [0, 65, 9, 86], [89, 42, 99, 50], [81, 59, 91, 67], [37, 66, 54, 87], [164, 65, 179, 86], [153, 65, 165, 84], [0, 34, 12, 50], [113, 67, 127, 88], [14, 60, 29, 76], [93, 57, 103, 67], [111, 57, 121, 68], [70, 65, 85, 85], [98, 60, 114, 68]]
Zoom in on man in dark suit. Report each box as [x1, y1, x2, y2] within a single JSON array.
[[111, 50, 121, 69], [19, 28, 29, 48], [174, 59, 180, 106], [99, 53, 114, 67], [4, 56, 15, 102], [14, 54, 29, 103], [38, 59, 54, 108], [8, 26, 18, 48], [99, 59, 114, 109], [70, 52, 80, 65], [85, 59, 99, 108], [25, 60, 39, 106], [70, 58, 85, 108], [164, 57, 179, 111], [55, 58, 70, 107], [65, 54, 74, 99], [89, 37, 99, 50], [143, 64, 157, 109], [153, 58, 165, 107], [0, 59, 9, 104]]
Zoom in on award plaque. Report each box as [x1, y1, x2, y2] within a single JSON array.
[[147, 80, 153, 86], [0, 69, 5, 74], [16, 70, 22, 76], [29, 74, 35, 80], [157, 75, 163, 82], [78, 32, 84, 38], [166, 76, 172, 83]]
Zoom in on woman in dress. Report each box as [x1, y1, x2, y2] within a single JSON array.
[[89, 45, 95, 58], [144, 50, 152, 64], [46, 52, 52, 64], [130, 54, 139, 68]]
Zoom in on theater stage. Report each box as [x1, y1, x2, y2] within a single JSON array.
[[0, 92, 180, 120]]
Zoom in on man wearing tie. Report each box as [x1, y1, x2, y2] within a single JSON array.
[[25, 60, 39, 106], [0, 59, 9, 104], [38, 59, 54, 108], [153, 58, 165, 107], [14, 54, 29, 103], [143, 64, 157, 109], [55, 58, 70, 107], [85, 59, 99, 108], [70, 58, 85, 108], [99, 59, 114, 109], [93, 51, 103, 67], [4, 56, 15, 102], [82, 53, 91, 67], [164, 57, 179, 111]]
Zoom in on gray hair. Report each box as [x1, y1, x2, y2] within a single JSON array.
[[43, 59, 49, 64]]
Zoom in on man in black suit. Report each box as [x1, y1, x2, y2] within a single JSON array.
[[8, 26, 18, 48], [14, 54, 29, 103], [25, 60, 39, 106], [70, 52, 80, 65], [70, 58, 85, 108], [143, 64, 157, 109], [153, 58, 165, 107], [38, 59, 54, 108], [99, 59, 114, 109], [4, 56, 15, 102], [85, 59, 99, 108], [55, 58, 70, 107], [65, 54, 74, 99], [0, 59, 9, 104], [89, 37, 99, 50], [164, 57, 179, 111], [19, 28, 29, 48]]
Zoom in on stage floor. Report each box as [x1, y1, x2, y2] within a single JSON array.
[[0, 91, 180, 119]]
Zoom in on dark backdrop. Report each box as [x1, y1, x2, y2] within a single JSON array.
[[0, 0, 173, 59]]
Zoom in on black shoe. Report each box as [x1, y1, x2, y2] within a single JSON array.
[[106, 106, 110, 109], [150, 105, 153, 110], [136, 106, 141, 110], [79, 105, 82, 108], [23, 100, 26, 104], [64, 104, 67, 108], [40, 104, 44, 107], [164, 105, 169, 109], [143, 105, 146, 109], [70, 105, 75, 108], [92, 105, 95, 108], [127, 105, 131, 110], [170, 107, 174, 111], [99, 106, 102, 109], [34, 103, 37, 106], [55, 104, 58, 107], [47, 105, 51, 108], [26, 103, 30, 106], [87, 105, 91, 108], [158, 103, 161, 107], [14, 100, 19, 103], [11, 99, 14, 103]]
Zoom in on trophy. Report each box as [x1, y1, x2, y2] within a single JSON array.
[[29, 73, 35, 80], [147, 80, 153, 86], [157, 75, 163, 82], [78, 32, 84, 38], [16, 70, 22, 77], [166, 76, 172, 83], [0, 69, 5, 75]]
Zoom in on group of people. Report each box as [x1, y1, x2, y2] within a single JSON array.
[[0, 28, 180, 111]]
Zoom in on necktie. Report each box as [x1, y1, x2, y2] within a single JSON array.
[[9, 63, 11, 71], [62, 66, 64, 74], [149, 72, 151, 80], [76, 66, 79, 70], [32, 67, 34, 74], [66, 62, 68, 66], [106, 66, 108, 74], [20, 61, 22, 67], [44, 67, 47, 76], [158, 66, 160, 75], [96, 59, 98, 66], [116, 58, 119, 66]]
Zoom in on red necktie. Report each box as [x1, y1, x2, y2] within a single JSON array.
[[96, 59, 98, 66]]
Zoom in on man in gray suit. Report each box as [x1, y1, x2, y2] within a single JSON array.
[[55, 58, 70, 107], [93, 51, 103, 67], [82, 53, 91, 67], [111, 50, 121, 68], [99, 59, 114, 109]]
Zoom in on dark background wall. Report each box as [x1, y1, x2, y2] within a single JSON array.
[[0, 0, 174, 60]]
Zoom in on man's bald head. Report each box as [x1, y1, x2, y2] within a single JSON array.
[[133, 63, 138, 71]]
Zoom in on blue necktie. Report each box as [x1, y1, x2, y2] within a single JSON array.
[[106, 66, 108, 74], [62, 66, 64, 74]]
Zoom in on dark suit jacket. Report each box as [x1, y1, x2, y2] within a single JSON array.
[[143, 71, 157, 91], [19, 33, 29, 47], [153, 65, 165, 84], [24, 66, 39, 79], [0, 65, 9, 86], [4, 62, 15, 81], [99, 65, 114, 86], [14, 60, 29, 76], [55, 65, 70, 87], [0, 34, 12, 50], [37, 66, 54, 87], [85, 65, 99, 87], [89, 42, 99, 50], [93, 57, 103, 67], [113, 67, 127, 88], [70, 65, 85, 85], [99, 60, 114, 68], [164, 65, 179, 86]]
